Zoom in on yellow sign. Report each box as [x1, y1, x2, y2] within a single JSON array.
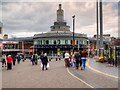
[[57, 11, 63, 14]]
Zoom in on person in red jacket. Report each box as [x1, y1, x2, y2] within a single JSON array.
[[7, 55, 13, 70]]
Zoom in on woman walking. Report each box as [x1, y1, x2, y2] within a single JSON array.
[[64, 51, 70, 67], [71, 52, 76, 68], [7, 55, 13, 70], [81, 49, 88, 70]]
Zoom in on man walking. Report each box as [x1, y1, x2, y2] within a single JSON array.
[[74, 50, 81, 69], [41, 53, 48, 70]]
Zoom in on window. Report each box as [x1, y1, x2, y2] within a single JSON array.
[[43, 40, 46, 45], [76, 40, 78, 44], [46, 40, 49, 45], [51, 40, 54, 45], [71, 40, 72, 45], [54, 40, 56, 45], [68, 40, 70, 44], [58, 40, 60, 45], [79, 40, 82, 44], [65, 40, 68, 44], [37, 40, 40, 45], [61, 40, 65, 44], [49, 40, 52, 44], [41, 40, 42, 45]]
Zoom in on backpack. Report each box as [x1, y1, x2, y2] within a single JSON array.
[[74, 53, 80, 61]]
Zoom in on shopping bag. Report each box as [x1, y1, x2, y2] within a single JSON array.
[[47, 63, 50, 68], [41, 63, 43, 68]]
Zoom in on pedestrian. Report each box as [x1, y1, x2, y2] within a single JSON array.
[[41, 53, 49, 70], [2, 54, 7, 67], [16, 55, 21, 64], [32, 54, 36, 65], [114, 59, 117, 67], [81, 49, 88, 70], [71, 52, 76, 68], [74, 50, 81, 69], [35, 54, 38, 65], [40, 53, 44, 61], [12, 55, 16, 66], [63, 52, 65, 58], [64, 51, 70, 67], [7, 55, 13, 70], [79, 50, 82, 68]]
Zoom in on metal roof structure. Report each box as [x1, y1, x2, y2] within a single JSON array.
[[3, 37, 33, 41], [34, 30, 87, 39]]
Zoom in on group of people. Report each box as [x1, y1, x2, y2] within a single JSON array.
[[2, 49, 88, 71], [64, 49, 88, 70], [2, 54, 14, 70], [31, 53, 49, 71], [1, 54, 23, 70]]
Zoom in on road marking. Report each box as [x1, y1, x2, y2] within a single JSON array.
[[67, 68, 95, 88], [87, 59, 118, 79]]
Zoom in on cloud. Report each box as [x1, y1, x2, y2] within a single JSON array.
[[1, 2, 118, 38]]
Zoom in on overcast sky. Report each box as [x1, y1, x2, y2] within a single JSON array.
[[0, 1, 119, 38]]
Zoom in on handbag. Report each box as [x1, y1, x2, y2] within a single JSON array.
[[47, 63, 50, 68], [41, 63, 43, 68]]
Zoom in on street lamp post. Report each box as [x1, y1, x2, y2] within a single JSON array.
[[72, 15, 75, 52], [99, 0, 104, 56], [96, 0, 99, 56]]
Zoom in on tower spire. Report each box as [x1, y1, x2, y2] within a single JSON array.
[[59, 4, 62, 10], [57, 4, 64, 22]]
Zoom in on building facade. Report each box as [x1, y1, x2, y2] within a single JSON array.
[[2, 37, 33, 56], [34, 4, 88, 56]]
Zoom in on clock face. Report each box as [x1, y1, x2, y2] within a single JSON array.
[[57, 11, 63, 14]]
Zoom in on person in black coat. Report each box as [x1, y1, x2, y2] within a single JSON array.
[[41, 53, 48, 70], [74, 50, 81, 69]]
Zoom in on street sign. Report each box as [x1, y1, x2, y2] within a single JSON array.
[[72, 40, 75, 47]]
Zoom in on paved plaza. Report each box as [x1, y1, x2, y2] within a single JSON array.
[[2, 58, 119, 89]]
